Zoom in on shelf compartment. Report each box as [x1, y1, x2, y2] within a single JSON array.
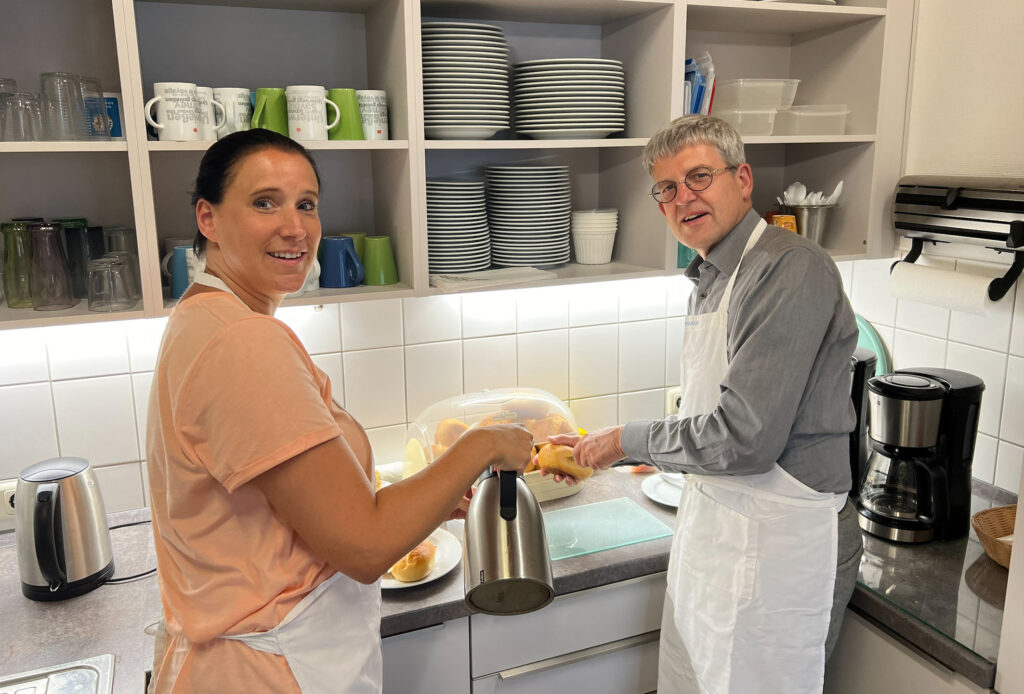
[[686, 0, 885, 35], [145, 147, 417, 298], [420, 3, 678, 141], [132, 0, 413, 141]]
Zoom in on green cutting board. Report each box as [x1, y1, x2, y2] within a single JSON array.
[[544, 497, 673, 561]]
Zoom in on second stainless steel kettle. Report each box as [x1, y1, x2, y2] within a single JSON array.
[[464, 470, 554, 615]]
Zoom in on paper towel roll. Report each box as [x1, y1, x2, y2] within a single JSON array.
[[890, 262, 995, 316]]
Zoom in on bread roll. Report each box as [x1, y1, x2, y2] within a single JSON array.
[[375, 469, 383, 490], [537, 444, 593, 480], [435, 418, 470, 448], [389, 540, 437, 582]]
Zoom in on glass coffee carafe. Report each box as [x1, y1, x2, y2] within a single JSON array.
[[859, 450, 945, 528]]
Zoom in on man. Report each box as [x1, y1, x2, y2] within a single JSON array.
[[548, 115, 862, 693]]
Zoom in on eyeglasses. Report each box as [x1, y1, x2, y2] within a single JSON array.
[[649, 166, 737, 203]]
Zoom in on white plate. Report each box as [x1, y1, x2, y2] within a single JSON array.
[[380, 528, 462, 589], [519, 128, 622, 139], [426, 125, 506, 139], [515, 57, 623, 68], [422, 21, 504, 32], [641, 473, 684, 508]]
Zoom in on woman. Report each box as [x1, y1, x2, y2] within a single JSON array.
[[146, 129, 533, 693]]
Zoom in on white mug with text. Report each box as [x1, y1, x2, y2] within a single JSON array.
[[194, 86, 226, 141], [286, 85, 340, 141], [213, 87, 252, 137], [144, 82, 201, 142], [356, 90, 388, 140]]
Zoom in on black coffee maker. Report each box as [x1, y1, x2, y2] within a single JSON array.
[[856, 367, 983, 543]]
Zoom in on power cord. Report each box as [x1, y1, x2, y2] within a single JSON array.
[[105, 519, 157, 584]]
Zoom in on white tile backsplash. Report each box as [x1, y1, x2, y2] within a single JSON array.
[[619, 389, 666, 423], [0, 383, 59, 479], [125, 318, 168, 372], [5, 262, 1023, 512], [341, 299, 404, 351], [852, 258, 897, 327], [892, 330, 947, 371], [620, 320, 667, 392], [365, 424, 409, 466], [52, 375, 139, 465], [517, 330, 569, 400], [132, 372, 153, 458], [405, 341, 463, 421], [619, 277, 668, 322], [343, 347, 406, 429], [568, 395, 618, 432], [94, 462, 145, 513], [568, 325, 618, 399], [46, 323, 130, 380], [462, 290, 516, 337], [994, 441, 1023, 494], [0, 327, 50, 386], [463, 336, 516, 393], [276, 304, 341, 355], [568, 282, 619, 327], [517, 286, 569, 332], [402, 295, 461, 344], [945, 343, 1006, 437]]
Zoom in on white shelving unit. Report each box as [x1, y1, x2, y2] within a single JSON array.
[[0, 0, 912, 330]]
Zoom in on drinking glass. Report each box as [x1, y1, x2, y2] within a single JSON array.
[[0, 78, 16, 96], [104, 250, 141, 300], [1, 92, 44, 141], [29, 223, 78, 310], [62, 222, 105, 298], [2, 222, 34, 308], [40, 72, 88, 140], [103, 225, 139, 255], [80, 77, 111, 140], [87, 257, 135, 312]]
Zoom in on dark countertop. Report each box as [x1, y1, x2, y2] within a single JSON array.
[[0, 471, 1011, 691]]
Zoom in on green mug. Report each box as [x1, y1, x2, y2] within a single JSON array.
[[363, 235, 398, 285], [327, 88, 364, 140], [337, 232, 366, 261], [251, 87, 288, 136]]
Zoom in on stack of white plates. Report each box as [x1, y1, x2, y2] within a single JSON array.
[[571, 209, 618, 265], [422, 21, 510, 140], [511, 58, 626, 139], [485, 165, 572, 267], [427, 180, 491, 274]]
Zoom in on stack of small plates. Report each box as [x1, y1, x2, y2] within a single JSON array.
[[511, 58, 626, 139], [485, 165, 572, 267], [427, 180, 491, 274], [422, 21, 510, 140]]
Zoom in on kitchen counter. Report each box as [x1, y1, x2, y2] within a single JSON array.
[[0, 471, 1012, 692]]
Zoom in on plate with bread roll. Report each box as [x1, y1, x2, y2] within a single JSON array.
[[381, 527, 461, 589]]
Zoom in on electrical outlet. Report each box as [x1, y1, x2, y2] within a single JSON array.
[[0, 478, 16, 532], [665, 386, 682, 415]]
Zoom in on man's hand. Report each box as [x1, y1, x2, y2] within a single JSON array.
[[538, 425, 626, 484]]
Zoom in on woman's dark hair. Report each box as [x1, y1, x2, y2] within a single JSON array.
[[190, 128, 322, 256]]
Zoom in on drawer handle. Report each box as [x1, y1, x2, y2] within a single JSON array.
[[497, 630, 659, 681]]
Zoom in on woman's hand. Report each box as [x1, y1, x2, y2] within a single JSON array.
[[476, 423, 534, 475]]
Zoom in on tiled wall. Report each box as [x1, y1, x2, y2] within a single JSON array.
[[2, 262, 1021, 516]]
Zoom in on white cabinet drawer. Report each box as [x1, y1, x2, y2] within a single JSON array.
[[382, 617, 470, 694], [470, 572, 666, 676], [471, 630, 660, 694]]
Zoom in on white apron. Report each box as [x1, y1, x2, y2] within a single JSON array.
[[658, 221, 846, 694], [194, 270, 385, 693]]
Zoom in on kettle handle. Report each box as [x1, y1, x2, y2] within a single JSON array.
[[33, 482, 66, 591], [499, 470, 517, 521]]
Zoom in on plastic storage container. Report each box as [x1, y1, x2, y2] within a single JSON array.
[[404, 387, 582, 500], [773, 105, 850, 135], [715, 109, 776, 136], [713, 78, 800, 110]]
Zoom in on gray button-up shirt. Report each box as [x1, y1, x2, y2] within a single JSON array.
[[621, 208, 858, 493]]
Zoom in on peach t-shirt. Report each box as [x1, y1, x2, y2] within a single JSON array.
[[146, 291, 374, 692]]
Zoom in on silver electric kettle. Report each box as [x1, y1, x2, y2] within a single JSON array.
[[16, 457, 114, 601], [464, 470, 554, 615]]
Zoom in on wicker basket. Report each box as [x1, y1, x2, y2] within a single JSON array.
[[971, 504, 1016, 569]]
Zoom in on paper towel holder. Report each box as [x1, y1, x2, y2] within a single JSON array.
[[892, 221, 1024, 302]]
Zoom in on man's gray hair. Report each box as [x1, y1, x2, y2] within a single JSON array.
[[642, 115, 746, 175]]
